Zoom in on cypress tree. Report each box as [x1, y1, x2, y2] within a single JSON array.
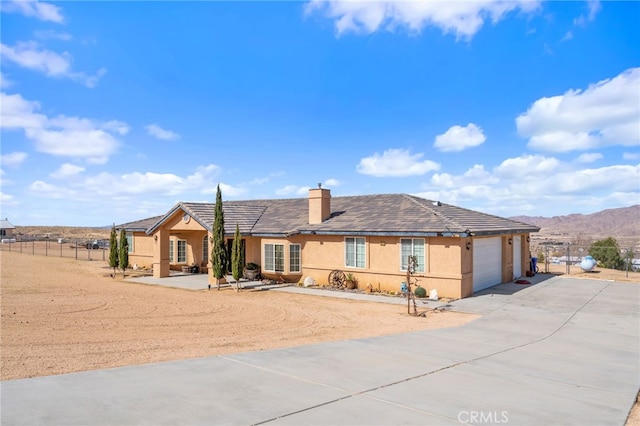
[[212, 184, 227, 290], [119, 228, 129, 278], [108, 224, 119, 278], [231, 223, 242, 290]]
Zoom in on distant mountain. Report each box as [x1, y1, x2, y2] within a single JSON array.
[[510, 205, 640, 246]]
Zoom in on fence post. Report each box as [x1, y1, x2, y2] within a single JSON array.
[[32, 240, 35, 255], [20, 241, 22, 253], [566, 243, 571, 275], [75, 240, 78, 260]]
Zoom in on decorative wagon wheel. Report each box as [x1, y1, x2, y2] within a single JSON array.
[[328, 269, 346, 288]]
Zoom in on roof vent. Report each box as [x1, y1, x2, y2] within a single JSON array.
[[433, 201, 442, 206]]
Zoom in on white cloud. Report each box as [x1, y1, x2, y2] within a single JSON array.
[[357, 148, 440, 177], [574, 0, 601, 27], [1, 91, 127, 163], [145, 124, 180, 140], [0, 92, 47, 129], [102, 120, 130, 135], [561, 31, 573, 42], [494, 154, 560, 177], [575, 153, 603, 164], [79, 164, 221, 197], [0, 72, 13, 89], [82, 172, 184, 196], [1, 41, 72, 76], [540, 164, 640, 194], [186, 165, 221, 188], [0, 42, 106, 88], [34, 30, 73, 41], [0, 151, 28, 167], [50, 163, 85, 179], [434, 123, 486, 152], [250, 171, 285, 186], [1, 0, 64, 23], [29, 180, 76, 199], [431, 164, 498, 189], [323, 178, 340, 187], [623, 152, 640, 161], [217, 183, 247, 198], [419, 156, 639, 216], [516, 67, 640, 152], [304, 0, 540, 39], [0, 191, 18, 207]]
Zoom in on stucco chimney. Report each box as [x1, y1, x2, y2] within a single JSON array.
[[309, 184, 331, 224]]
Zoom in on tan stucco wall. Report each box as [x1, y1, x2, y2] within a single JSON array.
[[127, 232, 154, 269], [289, 235, 468, 299]]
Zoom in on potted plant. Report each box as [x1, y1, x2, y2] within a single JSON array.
[[345, 273, 358, 290], [244, 262, 260, 280]]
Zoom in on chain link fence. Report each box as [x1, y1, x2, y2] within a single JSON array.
[[0, 239, 109, 262], [532, 242, 639, 277]]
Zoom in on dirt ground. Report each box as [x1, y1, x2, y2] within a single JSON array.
[[0, 251, 477, 381], [2, 250, 638, 424]]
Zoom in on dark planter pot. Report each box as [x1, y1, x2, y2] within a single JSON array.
[[244, 269, 259, 280]]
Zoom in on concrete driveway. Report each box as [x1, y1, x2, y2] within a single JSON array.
[[2, 276, 638, 425]]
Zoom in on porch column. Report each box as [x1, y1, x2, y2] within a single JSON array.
[[153, 228, 170, 278]]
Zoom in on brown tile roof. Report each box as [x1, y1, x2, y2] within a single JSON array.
[[118, 215, 164, 232], [140, 194, 539, 237]]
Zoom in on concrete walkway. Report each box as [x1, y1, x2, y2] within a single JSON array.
[[2, 276, 639, 425]]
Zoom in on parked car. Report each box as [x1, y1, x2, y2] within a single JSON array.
[[86, 240, 109, 249]]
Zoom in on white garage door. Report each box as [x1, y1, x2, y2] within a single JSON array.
[[513, 236, 522, 279], [473, 237, 502, 292]]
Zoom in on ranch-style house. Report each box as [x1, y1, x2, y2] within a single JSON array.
[[118, 187, 539, 298]]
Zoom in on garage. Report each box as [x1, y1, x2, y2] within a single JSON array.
[[473, 237, 502, 292], [513, 236, 522, 279]]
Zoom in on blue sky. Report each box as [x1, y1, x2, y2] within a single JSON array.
[[1, 0, 639, 226]]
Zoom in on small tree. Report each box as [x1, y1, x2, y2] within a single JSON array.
[[405, 255, 419, 315], [211, 184, 227, 290], [119, 228, 129, 278], [108, 224, 119, 278], [231, 223, 243, 291], [589, 237, 623, 270]]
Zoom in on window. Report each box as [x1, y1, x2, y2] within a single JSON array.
[[169, 240, 174, 263], [126, 233, 134, 253], [0, 230, 5, 237], [202, 235, 209, 262], [177, 240, 187, 263], [264, 243, 284, 272], [400, 239, 425, 273], [290, 244, 301, 273], [345, 237, 366, 268]]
